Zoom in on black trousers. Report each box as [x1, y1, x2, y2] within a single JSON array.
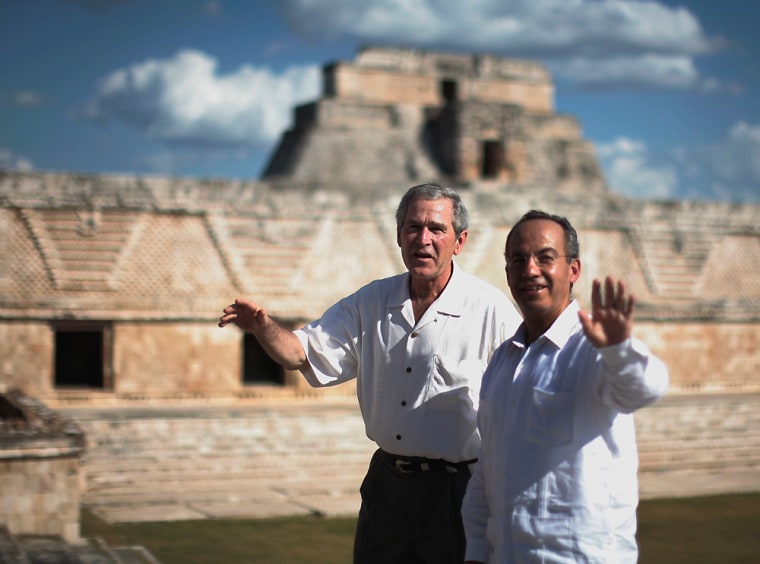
[[353, 448, 472, 564]]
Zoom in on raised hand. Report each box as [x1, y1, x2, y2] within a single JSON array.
[[218, 298, 268, 332], [218, 298, 308, 370], [578, 276, 635, 348]]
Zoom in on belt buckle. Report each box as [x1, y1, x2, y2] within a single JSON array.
[[395, 459, 414, 474]]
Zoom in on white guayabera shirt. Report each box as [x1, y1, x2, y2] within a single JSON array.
[[462, 300, 669, 563], [295, 261, 522, 463]]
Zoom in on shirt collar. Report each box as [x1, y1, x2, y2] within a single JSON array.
[[510, 299, 581, 350], [388, 260, 465, 317]]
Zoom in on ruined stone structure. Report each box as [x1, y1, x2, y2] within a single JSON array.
[[0, 46, 758, 403], [265, 46, 604, 193], [0, 390, 85, 543]]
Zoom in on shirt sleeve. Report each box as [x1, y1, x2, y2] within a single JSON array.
[[294, 295, 361, 388], [597, 337, 670, 413], [461, 348, 507, 562], [462, 455, 491, 562]]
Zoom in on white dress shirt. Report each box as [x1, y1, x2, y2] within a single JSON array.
[[294, 262, 522, 462], [462, 300, 669, 563]]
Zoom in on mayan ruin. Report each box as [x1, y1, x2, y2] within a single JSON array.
[[1, 46, 758, 401], [1, 47, 759, 556]]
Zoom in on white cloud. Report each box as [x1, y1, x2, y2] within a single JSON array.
[[555, 54, 700, 90], [279, 0, 723, 91], [597, 123, 760, 203], [690, 121, 760, 202], [82, 49, 320, 150], [202, 1, 223, 17], [729, 121, 760, 144], [12, 90, 47, 108], [596, 137, 678, 199], [0, 148, 34, 172]]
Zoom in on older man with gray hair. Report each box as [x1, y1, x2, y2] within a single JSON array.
[[220, 183, 521, 563]]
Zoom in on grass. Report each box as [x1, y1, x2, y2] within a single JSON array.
[[82, 493, 760, 563], [637, 493, 760, 564], [81, 511, 356, 564]]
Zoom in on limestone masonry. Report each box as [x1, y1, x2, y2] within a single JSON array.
[[0, 46, 758, 401], [0, 390, 84, 543]]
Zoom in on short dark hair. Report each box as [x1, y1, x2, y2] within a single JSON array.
[[396, 183, 469, 236], [505, 210, 579, 262]]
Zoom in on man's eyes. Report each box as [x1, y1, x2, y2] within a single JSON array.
[[537, 254, 556, 265], [509, 253, 558, 266], [406, 225, 446, 233]]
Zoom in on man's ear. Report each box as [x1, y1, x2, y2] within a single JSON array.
[[453, 230, 468, 255], [569, 258, 581, 284]]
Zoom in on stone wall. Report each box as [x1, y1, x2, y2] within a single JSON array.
[[0, 391, 85, 544], [636, 322, 760, 392], [347, 46, 554, 112], [1, 170, 759, 399], [112, 323, 240, 396], [0, 457, 82, 544], [0, 322, 54, 396], [325, 63, 441, 106]]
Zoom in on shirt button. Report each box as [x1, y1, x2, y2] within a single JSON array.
[[411, 332, 418, 338], [406, 367, 411, 373], [401, 400, 407, 406], [396, 435, 402, 440]]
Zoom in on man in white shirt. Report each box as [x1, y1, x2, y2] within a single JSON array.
[[219, 183, 521, 563], [462, 210, 669, 564]]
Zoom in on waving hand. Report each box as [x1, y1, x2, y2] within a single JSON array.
[[578, 276, 635, 348]]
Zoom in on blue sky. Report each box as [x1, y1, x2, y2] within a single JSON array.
[[1, 0, 759, 203]]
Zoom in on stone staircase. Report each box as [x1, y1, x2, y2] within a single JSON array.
[[57, 393, 760, 525], [67, 399, 376, 524], [629, 224, 713, 300], [635, 392, 760, 498], [0, 525, 158, 564]]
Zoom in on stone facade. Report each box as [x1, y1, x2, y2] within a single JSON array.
[[264, 46, 604, 192], [0, 46, 759, 401], [0, 390, 85, 543]]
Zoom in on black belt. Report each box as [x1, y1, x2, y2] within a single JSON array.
[[382, 450, 476, 474]]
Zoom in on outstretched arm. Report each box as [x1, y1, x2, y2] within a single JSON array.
[[218, 298, 309, 371], [579, 277, 668, 411], [578, 276, 634, 348]]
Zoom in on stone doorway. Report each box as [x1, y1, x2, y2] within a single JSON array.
[[441, 79, 458, 103], [481, 139, 504, 178]]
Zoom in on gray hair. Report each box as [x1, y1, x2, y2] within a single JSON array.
[[395, 183, 469, 236]]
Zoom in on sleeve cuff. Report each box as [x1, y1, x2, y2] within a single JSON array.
[[464, 538, 491, 562], [598, 337, 646, 369]]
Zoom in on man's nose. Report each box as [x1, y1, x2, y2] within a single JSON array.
[[523, 254, 541, 274]]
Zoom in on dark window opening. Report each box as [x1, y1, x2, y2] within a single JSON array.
[[323, 63, 337, 97], [441, 79, 457, 103], [55, 330, 104, 388], [243, 333, 284, 385], [481, 140, 504, 178], [556, 163, 570, 180]]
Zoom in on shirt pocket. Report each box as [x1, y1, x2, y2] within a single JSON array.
[[425, 355, 485, 408], [526, 387, 575, 447]]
